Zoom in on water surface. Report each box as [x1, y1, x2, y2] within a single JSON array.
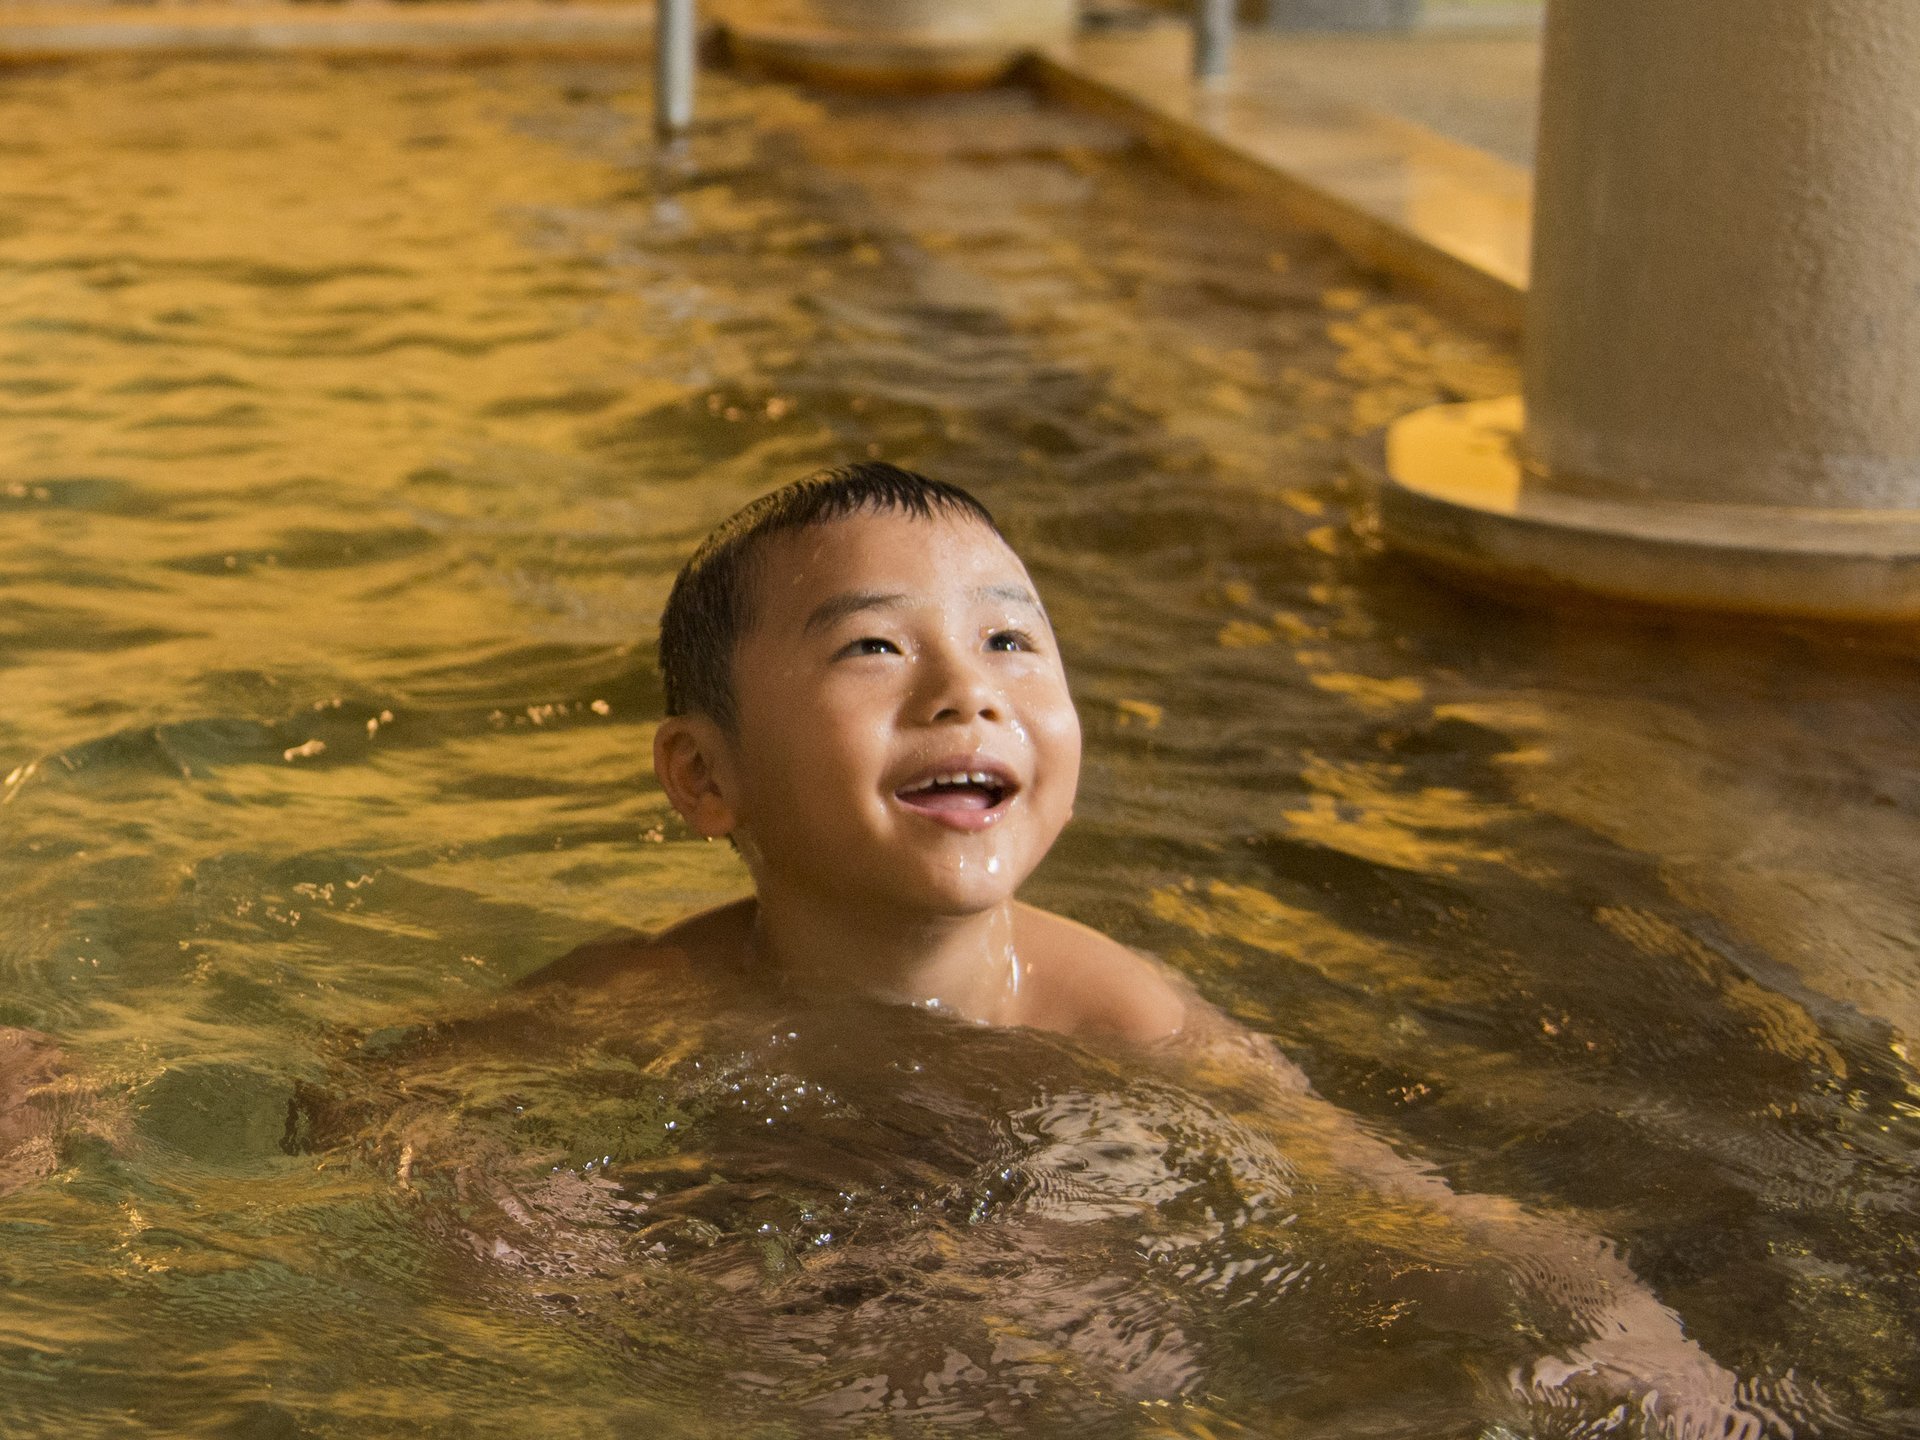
[[2, 54, 1918, 1439]]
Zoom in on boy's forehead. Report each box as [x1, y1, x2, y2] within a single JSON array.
[[755, 511, 1026, 611]]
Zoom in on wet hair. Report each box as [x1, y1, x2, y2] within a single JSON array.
[[659, 461, 1001, 729]]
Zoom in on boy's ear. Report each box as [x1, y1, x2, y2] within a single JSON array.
[[653, 715, 741, 839]]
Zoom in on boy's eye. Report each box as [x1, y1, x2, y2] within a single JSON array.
[[985, 629, 1036, 653], [838, 636, 901, 658]]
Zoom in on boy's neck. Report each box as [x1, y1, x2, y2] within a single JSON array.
[[747, 886, 1023, 1026]]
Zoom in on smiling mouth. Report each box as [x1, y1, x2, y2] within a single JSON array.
[[894, 767, 1018, 819]]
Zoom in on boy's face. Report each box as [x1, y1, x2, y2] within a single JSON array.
[[716, 509, 1081, 918]]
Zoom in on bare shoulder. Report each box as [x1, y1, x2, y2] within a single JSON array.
[[1011, 904, 1190, 1045], [518, 898, 755, 990]]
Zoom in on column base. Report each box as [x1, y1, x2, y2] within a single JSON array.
[[720, 24, 1032, 90], [712, 0, 1075, 92], [1264, 0, 1420, 32], [1374, 398, 1920, 622]]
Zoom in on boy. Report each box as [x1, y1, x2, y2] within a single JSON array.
[[584, 460, 1191, 1040], [547, 461, 1758, 1437]]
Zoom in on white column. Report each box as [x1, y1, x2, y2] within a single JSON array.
[[1379, 0, 1920, 620], [1529, 0, 1920, 512]]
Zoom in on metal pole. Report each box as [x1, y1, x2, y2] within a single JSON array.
[[1195, 0, 1235, 82], [656, 0, 695, 140]]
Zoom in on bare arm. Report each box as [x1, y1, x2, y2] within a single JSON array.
[[1160, 1002, 1765, 1440], [0, 1027, 62, 1197]]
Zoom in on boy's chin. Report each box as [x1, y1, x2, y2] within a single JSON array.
[[889, 864, 1028, 918]]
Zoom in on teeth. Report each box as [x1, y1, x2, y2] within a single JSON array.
[[901, 770, 1003, 794]]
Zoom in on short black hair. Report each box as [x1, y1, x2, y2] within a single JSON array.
[[658, 462, 1000, 729]]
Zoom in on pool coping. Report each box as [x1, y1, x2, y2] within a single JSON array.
[[1026, 24, 1530, 336], [0, 3, 655, 60], [0, 7, 1530, 334]]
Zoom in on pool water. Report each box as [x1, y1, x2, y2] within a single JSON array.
[[2, 54, 1918, 1440]]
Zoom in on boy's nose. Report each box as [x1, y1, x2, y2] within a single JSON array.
[[919, 646, 1004, 725]]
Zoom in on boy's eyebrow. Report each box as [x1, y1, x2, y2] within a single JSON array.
[[973, 583, 1041, 611], [800, 584, 1044, 634], [801, 590, 910, 635]]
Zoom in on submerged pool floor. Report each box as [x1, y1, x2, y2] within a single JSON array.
[[2, 55, 1918, 1440]]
